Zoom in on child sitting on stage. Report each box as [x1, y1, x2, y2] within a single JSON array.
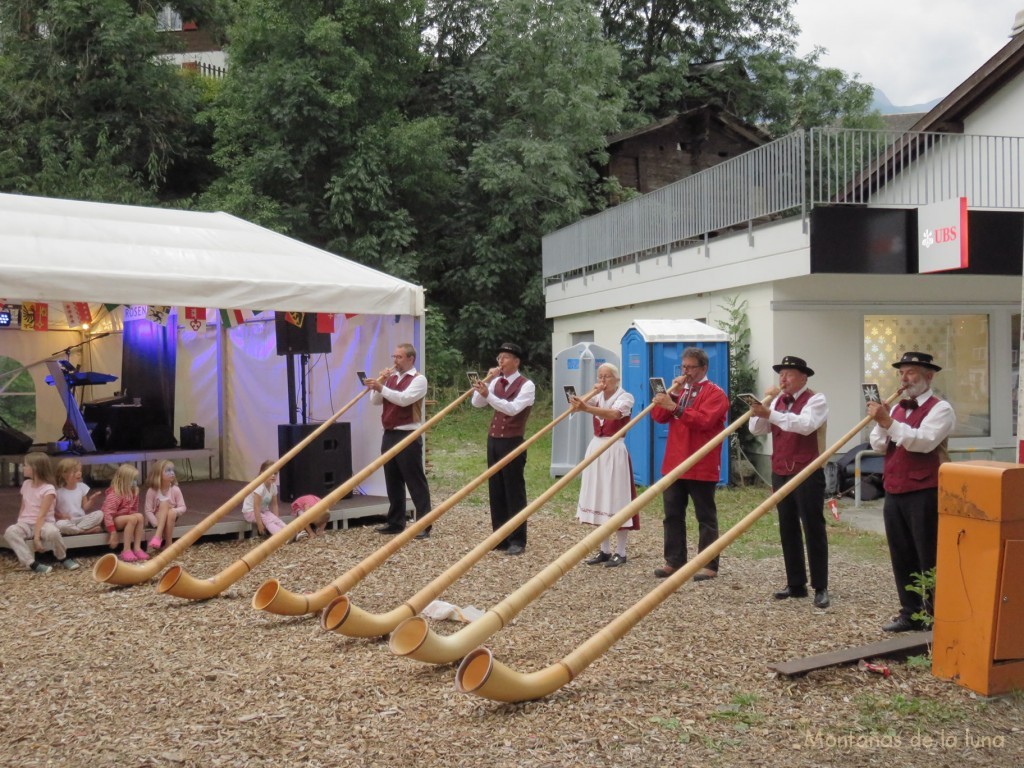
[[3, 452, 79, 572], [143, 460, 186, 551], [54, 458, 104, 536], [242, 460, 286, 536], [102, 464, 147, 562]]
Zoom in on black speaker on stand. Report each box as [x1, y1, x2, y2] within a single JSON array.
[[277, 422, 353, 503]]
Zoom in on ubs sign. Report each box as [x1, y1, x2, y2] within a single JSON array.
[[918, 197, 968, 273]]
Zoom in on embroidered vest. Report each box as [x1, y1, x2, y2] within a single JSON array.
[[770, 389, 825, 475], [883, 396, 947, 494], [488, 375, 532, 438], [381, 372, 423, 430]]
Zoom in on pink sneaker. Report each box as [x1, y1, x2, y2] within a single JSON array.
[[133, 549, 150, 561], [148, 536, 163, 550], [120, 550, 137, 562]]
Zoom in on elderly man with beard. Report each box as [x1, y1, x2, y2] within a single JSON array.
[[868, 351, 956, 633]]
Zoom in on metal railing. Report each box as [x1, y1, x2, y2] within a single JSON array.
[[542, 127, 1024, 281]]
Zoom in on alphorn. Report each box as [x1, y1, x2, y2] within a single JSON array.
[[253, 383, 602, 616], [326, 385, 680, 637], [156, 376, 497, 600], [454, 389, 902, 702], [389, 385, 743, 662], [92, 386, 375, 586]]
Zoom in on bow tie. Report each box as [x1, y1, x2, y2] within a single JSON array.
[[782, 394, 795, 406], [899, 398, 918, 411]]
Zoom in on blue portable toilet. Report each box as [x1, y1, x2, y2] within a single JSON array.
[[621, 319, 730, 488]]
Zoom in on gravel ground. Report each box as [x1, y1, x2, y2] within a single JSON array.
[[1, 493, 1021, 768]]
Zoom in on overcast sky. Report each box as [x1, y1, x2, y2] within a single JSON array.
[[793, 0, 1023, 106]]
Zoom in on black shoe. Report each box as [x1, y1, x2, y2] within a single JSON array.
[[585, 552, 611, 565], [813, 589, 831, 609], [504, 544, 525, 556], [375, 524, 404, 535], [774, 585, 809, 600], [414, 529, 431, 540], [605, 554, 627, 568], [882, 615, 918, 633]]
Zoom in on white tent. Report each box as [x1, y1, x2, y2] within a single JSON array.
[[0, 192, 425, 488]]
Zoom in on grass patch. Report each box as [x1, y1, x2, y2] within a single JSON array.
[[854, 692, 966, 733], [424, 396, 889, 563]]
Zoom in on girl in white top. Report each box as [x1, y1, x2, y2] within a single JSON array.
[[143, 460, 187, 551], [242, 460, 286, 535], [3, 452, 77, 572], [54, 458, 104, 535]]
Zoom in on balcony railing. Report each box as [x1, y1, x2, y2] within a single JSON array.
[[542, 127, 1024, 281]]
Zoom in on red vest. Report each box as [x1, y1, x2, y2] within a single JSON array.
[[593, 393, 631, 437], [883, 396, 945, 494], [381, 372, 423, 430], [488, 375, 532, 438], [770, 389, 822, 475]]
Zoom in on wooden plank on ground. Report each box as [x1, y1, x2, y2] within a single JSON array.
[[769, 631, 933, 676]]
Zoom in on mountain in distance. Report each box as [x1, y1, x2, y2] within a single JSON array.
[[871, 87, 941, 115]]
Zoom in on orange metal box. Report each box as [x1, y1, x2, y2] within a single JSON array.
[[932, 461, 1024, 696]]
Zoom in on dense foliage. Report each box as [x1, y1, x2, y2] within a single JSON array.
[[0, 0, 877, 368]]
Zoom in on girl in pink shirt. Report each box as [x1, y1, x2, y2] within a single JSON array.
[[101, 464, 147, 562], [143, 460, 186, 550], [2, 452, 78, 572]]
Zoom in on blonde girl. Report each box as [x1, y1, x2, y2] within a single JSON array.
[[143, 460, 186, 550], [54, 458, 104, 535], [101, 464, 147, 562], [242, 460, 286, 536], [3, 452, 78, 572]]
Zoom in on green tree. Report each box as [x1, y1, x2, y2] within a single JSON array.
[[0, 0, 218, 203], [596, 1, 875, 135], [428, 0, 626, 364], [202, 0, 456, 284]]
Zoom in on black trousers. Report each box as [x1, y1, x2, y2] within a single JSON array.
[[772, 468, 828, 590], [381, 430, 432, 532], [486, 435, 527, 548], [662, 479, 719, 571], [882, 487, 938, 620]]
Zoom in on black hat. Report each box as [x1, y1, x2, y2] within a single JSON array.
[[497, 342, 523, 361], [772, 355, 814, 376], [892, 351, 942, 372]]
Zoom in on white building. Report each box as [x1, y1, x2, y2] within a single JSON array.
[[544, 25, 1024, 468]]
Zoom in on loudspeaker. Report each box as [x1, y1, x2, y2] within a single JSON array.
[[277, 422, 353, 503], [0, 416, 32, 454], [275, 312, 332, 356]]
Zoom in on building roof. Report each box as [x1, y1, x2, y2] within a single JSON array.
[[910, 27, 1024, 133], [607, 107, 773, 148]]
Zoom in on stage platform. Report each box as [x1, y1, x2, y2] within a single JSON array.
[[0, 480, 388, 553]]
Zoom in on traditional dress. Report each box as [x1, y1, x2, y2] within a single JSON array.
[[575, 387, 638, 530]]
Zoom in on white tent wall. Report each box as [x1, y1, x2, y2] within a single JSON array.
[[221, 312, 419, 492], [3, 310, 421, 493]]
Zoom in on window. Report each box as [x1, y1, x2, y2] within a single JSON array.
[[0, 356, 36, 438], [864, 314, 989, 438], [156, 5, 183, 32]]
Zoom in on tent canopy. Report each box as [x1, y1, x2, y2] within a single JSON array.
[[0, 192, 424, 315]]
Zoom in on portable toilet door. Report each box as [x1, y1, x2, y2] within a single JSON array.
[[550, 342, 619, 476], [621, 320, 730, 488]]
